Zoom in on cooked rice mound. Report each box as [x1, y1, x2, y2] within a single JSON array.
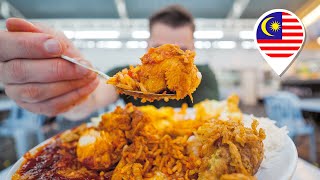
[[107, 44, 201, 102], [13, 95, 266, 180]]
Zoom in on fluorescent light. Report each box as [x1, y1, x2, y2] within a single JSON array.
[[194, 31, 224, 39], [194, 41, 211, 49], [239, 31, 254, 39], [87, 41, 95, 48], [241, 41, 256, 49], [126, 41, 139, 48], [302, 4, 320, 27], [126, 41, 147, 48], [96, 41, 122, 48], [74, 31, 120, 39], [212, 41, 236, 49], [132, 31, 150, 39], [63, 31, 75, 39]]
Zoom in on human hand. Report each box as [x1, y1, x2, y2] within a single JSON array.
[[0, 18, 99, 116]]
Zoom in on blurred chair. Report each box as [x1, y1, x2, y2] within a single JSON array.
[[264, 91, 317, 163], [0, 103, 45, 158]]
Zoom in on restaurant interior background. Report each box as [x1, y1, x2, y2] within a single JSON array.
[[0, 0, 320, 176]]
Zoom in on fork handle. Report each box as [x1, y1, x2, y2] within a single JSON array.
[[61, 55, 110, 80]]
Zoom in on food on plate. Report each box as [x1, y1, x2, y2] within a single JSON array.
[[195, 119, 265, 179], [107, 44, 202, 102], [13, 95, 267, 180]]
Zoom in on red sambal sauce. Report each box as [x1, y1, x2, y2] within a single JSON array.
[[12, 137, 112, 180]]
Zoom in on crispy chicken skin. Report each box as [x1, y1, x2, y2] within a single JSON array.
[[76, 129, 127, 170], [76, 106, 133, 170], [196, 120, 265, 180], [107, 44, 201, 102], [139, 44, 201, 99]]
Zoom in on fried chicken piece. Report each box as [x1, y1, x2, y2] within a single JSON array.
[[194, 94, 243, 122], [76, 129, 127, 170], [107, 44, 201, 102], [196, 119, 265, 180], [138, 105, 203, 137], [76, 104, 138, 170]]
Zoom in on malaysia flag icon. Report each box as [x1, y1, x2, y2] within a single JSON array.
[[254, 9, 305, 76]]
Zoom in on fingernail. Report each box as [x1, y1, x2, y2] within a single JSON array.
[[44, 39, 62, 55], [86, 71, 97, 79], [76, 60, 91, 75]]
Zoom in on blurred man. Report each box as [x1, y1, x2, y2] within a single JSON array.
[[0, 5, 218, 120]]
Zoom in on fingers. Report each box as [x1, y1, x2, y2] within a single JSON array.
[[5, 73, 97, 103], [0, 31, 62, 61], [15, 77, 99, 116], [0, 58, 92, 84], [6, 18, 42, 33], [5, 18, 82, 58]]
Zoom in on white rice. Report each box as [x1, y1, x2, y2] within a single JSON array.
[[243, 115, 288, 168]]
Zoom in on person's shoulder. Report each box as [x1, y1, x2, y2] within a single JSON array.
[[106, 65, 130, 76], [196, 64, 215, 74]]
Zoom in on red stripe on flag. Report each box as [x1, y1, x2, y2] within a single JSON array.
[[282, 32, 304, 36], [266, 53, 293, 58], [257, 39, 303, 43], [282, 19, 299, 23], [282, 25, 302, 29], [282, 12, 291, 15], [260, 47, 300, 50]]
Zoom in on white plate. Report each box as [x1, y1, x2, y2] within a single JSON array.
[[7, 119, 298, 180], [256, 135, 298, 180]]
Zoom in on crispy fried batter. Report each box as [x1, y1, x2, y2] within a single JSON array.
[[107, 44, 201, 102], [77, 106, 134, 170], [193, 95, 265, 180], [76, 129, 126, 170], [196, 119, 265, 180]]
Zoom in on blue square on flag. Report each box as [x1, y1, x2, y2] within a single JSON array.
[[257, 12, 282, 40]]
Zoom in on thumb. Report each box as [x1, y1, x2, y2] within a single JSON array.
[[6, 18, 42, 33], [6, 18, 82, 57], [6, 18, 57, 35]]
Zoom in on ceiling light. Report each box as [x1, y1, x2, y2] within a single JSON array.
[[74, 31, 120, 39], [194, 31, 224, 39], [302, 4, 320, 27], [96, 41, 122, 48], [194, 41, 211, 49], [63, 31, 75, 39], [239, 31, 254, 39], [132, 31, 150, 39], [212, 41, 236, 49], [126, 41, 147, 48], [241, 41, 256, 49]]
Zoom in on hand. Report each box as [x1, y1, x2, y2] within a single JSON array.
[[0, 18, 99, 116]]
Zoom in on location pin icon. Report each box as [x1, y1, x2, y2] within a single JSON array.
[[254, 9, 306, 76]]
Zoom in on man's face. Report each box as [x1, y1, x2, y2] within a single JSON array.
[[148, 23, 194, 51]]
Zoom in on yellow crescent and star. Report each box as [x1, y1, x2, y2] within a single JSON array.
[[261, 17, 281, 36]]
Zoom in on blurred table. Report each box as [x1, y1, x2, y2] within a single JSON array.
[[1, 158, 319, 179], [299, 98, 320, 113], [292, 158, 320, 180]]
